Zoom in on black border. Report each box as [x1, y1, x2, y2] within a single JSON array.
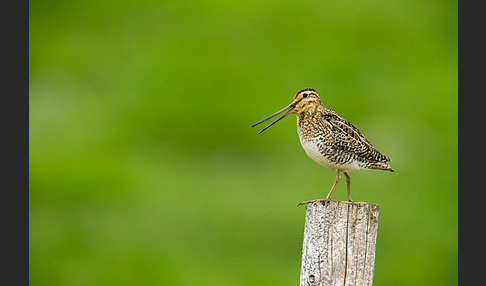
[[458, 1, 482, 285], [4, 0, 29, 284]]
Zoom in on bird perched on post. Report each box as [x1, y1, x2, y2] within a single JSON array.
[[252, 88, 395, 203]]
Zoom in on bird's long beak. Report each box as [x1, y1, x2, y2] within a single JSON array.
[[252, 104, 294, 134]]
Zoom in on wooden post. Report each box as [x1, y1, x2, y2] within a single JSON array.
[[299, 200, 380, 286]]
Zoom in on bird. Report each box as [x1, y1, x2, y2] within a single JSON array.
[[252, 88, 395, 203]]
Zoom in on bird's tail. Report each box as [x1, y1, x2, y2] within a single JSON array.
[[370, 162, 396, 173]]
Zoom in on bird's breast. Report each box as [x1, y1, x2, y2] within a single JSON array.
[[296, 115, 330, 167]]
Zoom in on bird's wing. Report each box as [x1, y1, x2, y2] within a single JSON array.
[[322, 110, 391, 162]]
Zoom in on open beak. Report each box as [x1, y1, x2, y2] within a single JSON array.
[[252, 104, 294, 134]]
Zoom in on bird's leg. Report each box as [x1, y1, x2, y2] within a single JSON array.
[[344, 172, 353, 202], [298, 171, 340, 206], [325, 171, 341, 200]]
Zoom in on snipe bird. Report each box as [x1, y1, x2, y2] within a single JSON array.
[[252, 88, 395, 203]]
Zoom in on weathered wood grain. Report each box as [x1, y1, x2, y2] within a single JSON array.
[[299, 200, 380, 286]]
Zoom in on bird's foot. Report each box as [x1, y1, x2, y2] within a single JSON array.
[[297, 198, 331, 206]]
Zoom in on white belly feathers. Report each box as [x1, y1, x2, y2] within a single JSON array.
[[299, 137, 363, 172]]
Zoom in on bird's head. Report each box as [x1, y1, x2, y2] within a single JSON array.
[[252, 88, 321, 134], [290, 88, 321, 115]]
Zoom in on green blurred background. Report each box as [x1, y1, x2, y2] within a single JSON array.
[[29, 0, 457, 285]]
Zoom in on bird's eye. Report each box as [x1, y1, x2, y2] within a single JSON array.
[[303, 93, 308, 98]]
